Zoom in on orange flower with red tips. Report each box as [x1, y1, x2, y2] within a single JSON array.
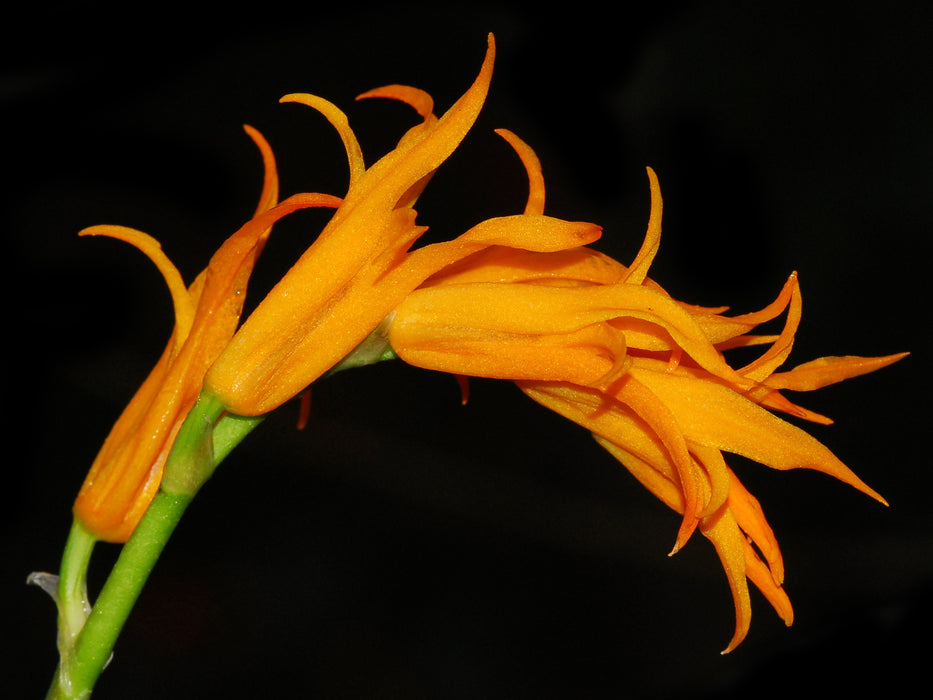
[[205, 34, 601, 417], [388, 130, 907, 651]]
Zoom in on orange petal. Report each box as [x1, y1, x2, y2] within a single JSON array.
[[346, 33, 496, 214], [745, 385, 836, 425], [495, 128, 546, 215], [280, 93, 366, 188], [207, 37, 498, 416], [621, 167, 662, 285], [627, 362, 887, 504], [521, 282, 747, 384], [73, 338, 176, 541], [392, 319, 627, 386], [357, 84, 435, 122], [696, 273, 796, 347], [189, 192, 343, 359], [75, 194, 337, 541], [242, 124, 280, 216], [699, 506, 752, 654], [743, 539, 794, 628], [766, 352, 909, 391], [690, 444, 732, 518], [78, 225, 195, 346], [423, 246, 627, 288], [521, 380, 699, 552], [613, 375, 701, 553], [738, 273, 802, 381], [724, 468, 785, 585], [594, 435, 685, 512]]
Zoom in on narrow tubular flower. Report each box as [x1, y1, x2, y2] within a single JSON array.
[[388, 130, 907, 651], [205, 33, 601, 417], [73, 128, 340, 542]]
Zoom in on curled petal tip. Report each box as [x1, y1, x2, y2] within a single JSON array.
[[668, 515, 699, 556], [719, 634, 744, 655]]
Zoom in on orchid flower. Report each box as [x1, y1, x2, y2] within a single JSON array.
[[37, 34, 910, 700], [204, 34, 600, 417], [72, 127, 340, 542], [74, 34, 603, 541], [387, 129, 907, 651]]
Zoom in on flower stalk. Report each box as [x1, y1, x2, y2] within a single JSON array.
[[46, 492, 192, 700], [43, 393, 263, 700]]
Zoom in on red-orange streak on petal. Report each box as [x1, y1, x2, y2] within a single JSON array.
[[297, 389, 312, 430], [357, 84, 435, 122], [243, 124, 280, 216], [456, 374, 470, 405]]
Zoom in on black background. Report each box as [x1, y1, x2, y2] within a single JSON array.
[[5, 2, 930, 698]]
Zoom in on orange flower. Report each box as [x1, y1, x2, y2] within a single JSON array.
[[388, 131, 907, 651], [73, 127, 338, 542], [74, 33, 598, 541], [204, 34, 600, 416]]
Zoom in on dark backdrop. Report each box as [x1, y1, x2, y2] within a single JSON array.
[[5, 2, 929, 698]]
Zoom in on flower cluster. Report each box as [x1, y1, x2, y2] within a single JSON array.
[[72, 33, 904, 651], [388, 143, 905, 650], [72, 126, 317, 542], [75, 35, 600, 541]]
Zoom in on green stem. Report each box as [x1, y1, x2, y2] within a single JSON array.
[[44, 392, 265, 700], [30, 519, 98, 700], [45, 491, 193, 700], [57, 521, 97, 654], [40, 329, 394, 698]]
